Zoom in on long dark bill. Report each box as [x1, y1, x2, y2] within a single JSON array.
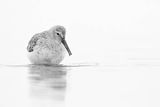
[[62, 39, 72, 56]]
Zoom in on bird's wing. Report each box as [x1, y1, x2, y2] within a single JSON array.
[[27, 31, 49, 52], [27, 34, 39, 52]]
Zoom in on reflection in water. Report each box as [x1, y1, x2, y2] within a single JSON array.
[[28, 65, 68, 101]]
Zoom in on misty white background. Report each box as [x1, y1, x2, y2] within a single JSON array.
[[0, 1, 160, 107], [0, 0, 160, 65]]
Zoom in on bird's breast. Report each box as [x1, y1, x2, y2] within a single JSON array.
[[28, 39, 66, 64]]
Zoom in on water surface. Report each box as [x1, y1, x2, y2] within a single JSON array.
[[0, 63, 160, 107]]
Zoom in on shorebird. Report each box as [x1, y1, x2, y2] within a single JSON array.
[[27, 25, 72, 65]]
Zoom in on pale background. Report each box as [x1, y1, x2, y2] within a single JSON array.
[[0, 0, 160, 65], [0, 0, 160, 107]]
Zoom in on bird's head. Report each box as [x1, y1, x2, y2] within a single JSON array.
[[51, 25, 72, 56]]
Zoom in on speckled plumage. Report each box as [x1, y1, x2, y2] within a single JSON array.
[[27, 25, 71, 65]]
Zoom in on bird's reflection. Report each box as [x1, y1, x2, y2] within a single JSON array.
[[28, 65, 68, 101]]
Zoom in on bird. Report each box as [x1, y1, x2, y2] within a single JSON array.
[[27, 25, 72, 65]]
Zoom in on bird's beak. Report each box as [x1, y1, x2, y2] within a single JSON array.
[[61, 39, 72, 56]]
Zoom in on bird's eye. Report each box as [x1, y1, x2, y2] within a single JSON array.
[[56, 32, 60, 36]]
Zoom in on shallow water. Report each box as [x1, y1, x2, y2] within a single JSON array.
[[0, 63, 160, 107]]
